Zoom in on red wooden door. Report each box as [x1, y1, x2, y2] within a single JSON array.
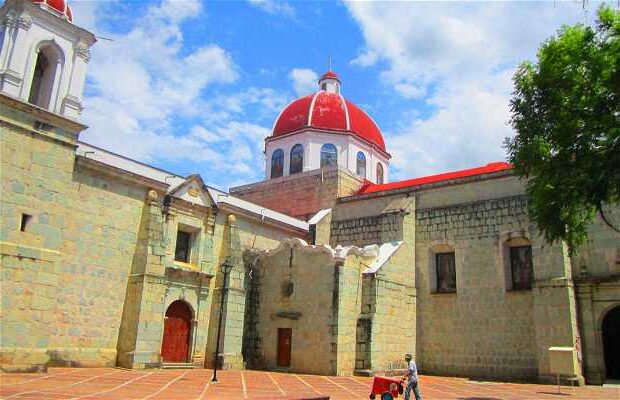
[[277, 328, 292, 367], [161, 301, 192, 363]]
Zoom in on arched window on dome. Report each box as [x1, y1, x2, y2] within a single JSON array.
[[290, 144, 304, 175], [376, 163, 384, 184], [271, 149, 284, 179], [28, 44, 63, 110], [320, 144, 338, 168], [356, 152, 366, 178]]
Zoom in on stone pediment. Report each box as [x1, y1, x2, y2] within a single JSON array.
[[168, 174, 214, 208]]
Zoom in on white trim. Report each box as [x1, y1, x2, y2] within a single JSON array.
[[364, 241, 403, 274], [308, 208, 331, 225], [207, 188, 309, 231], [339, 93, 350, 130], [76, 142, 185, 187], [307, 91, 320, 126]]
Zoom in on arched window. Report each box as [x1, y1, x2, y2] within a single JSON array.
[[271, 149, 284, 178], [356, 152, 366, 178], [28, 45, 62, 110], [376, 163, 384, 184], [290, 144, 304, 175], [320, 144, 338, 168]]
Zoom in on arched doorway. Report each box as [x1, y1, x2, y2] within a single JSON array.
[[161, 300, 193, 363], [603, 305, 620, 380]]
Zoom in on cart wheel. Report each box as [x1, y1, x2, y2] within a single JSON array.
[[380, 392, 394, 400]]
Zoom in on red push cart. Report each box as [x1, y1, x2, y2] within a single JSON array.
[[369, 376, 404, 400]]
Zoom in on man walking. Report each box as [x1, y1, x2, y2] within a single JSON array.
[[403, 353, 422, 400]]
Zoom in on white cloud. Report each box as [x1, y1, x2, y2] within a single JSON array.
[[289, 68, 318, 96], [248, 0, 296, 18], [389, 71, 514, 178], [79, 0, 280, 188], [345, 1, 591, 180]]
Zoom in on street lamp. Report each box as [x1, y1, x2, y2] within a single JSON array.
[[211, 257, 234, 383]]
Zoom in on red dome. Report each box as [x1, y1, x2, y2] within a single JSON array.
[[32, 0, 73, 22], [272, 90, 387, 153]]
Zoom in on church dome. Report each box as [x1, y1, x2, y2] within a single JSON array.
[[32, 0, 73, 22], [271, 72, 387, 153]]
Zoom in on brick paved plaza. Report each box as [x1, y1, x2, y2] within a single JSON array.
[[0, 368, 618, 400]]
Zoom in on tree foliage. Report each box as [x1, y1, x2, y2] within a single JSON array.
[[506, 5, 620, 253]]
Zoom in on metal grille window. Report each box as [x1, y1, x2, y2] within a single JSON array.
[[510, 246, 533, 290], [436, 252, 456, 293]]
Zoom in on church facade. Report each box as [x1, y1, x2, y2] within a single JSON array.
[[1, 0, 619, 386]]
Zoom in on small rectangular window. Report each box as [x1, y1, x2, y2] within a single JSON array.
[[20, 214, 32, 232], [174, 230, 192, 263], [510, 246, 533, 290], [436, 252, 456, 293]]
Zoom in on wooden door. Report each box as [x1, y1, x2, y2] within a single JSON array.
[[161, 300, 192, 363], [277, 328, 292, 367]]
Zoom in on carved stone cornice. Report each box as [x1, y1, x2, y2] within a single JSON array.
[[74, 45, 91, 62], [2, 10, 20, 30], [17, 14, 32, 30], [62, 95, 83, 113]]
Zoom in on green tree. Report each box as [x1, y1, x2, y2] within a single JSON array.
[[506, 5, 620, 253]]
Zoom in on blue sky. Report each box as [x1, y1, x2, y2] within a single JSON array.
[[70, 0, 604, 190]]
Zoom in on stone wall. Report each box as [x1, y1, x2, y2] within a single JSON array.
[[330, 195, 413, 248], [369, 243, 417, 373], [252, 243, 339, 375], [415, 186, 580, 382], [328, 194, 417, 374], [205, 212, 300, 370], [330, 213, 404, 248], [415, 194, 537, 379], [0, 102, 303, 372], [230, 167, 364, 220], [0, 113, 148, 370], [334, 255, 366, 375]]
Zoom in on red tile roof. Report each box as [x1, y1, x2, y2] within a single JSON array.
[[358, 162, 513, 195]]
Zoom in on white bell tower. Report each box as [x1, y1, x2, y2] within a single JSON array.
[[0, 0, 96, 120]]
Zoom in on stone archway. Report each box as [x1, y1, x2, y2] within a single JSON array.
[[602, 305, 620, 380], [161, 300, 193, 363]]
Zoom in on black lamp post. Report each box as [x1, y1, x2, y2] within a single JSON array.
[[211, 257, 234, 383]]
